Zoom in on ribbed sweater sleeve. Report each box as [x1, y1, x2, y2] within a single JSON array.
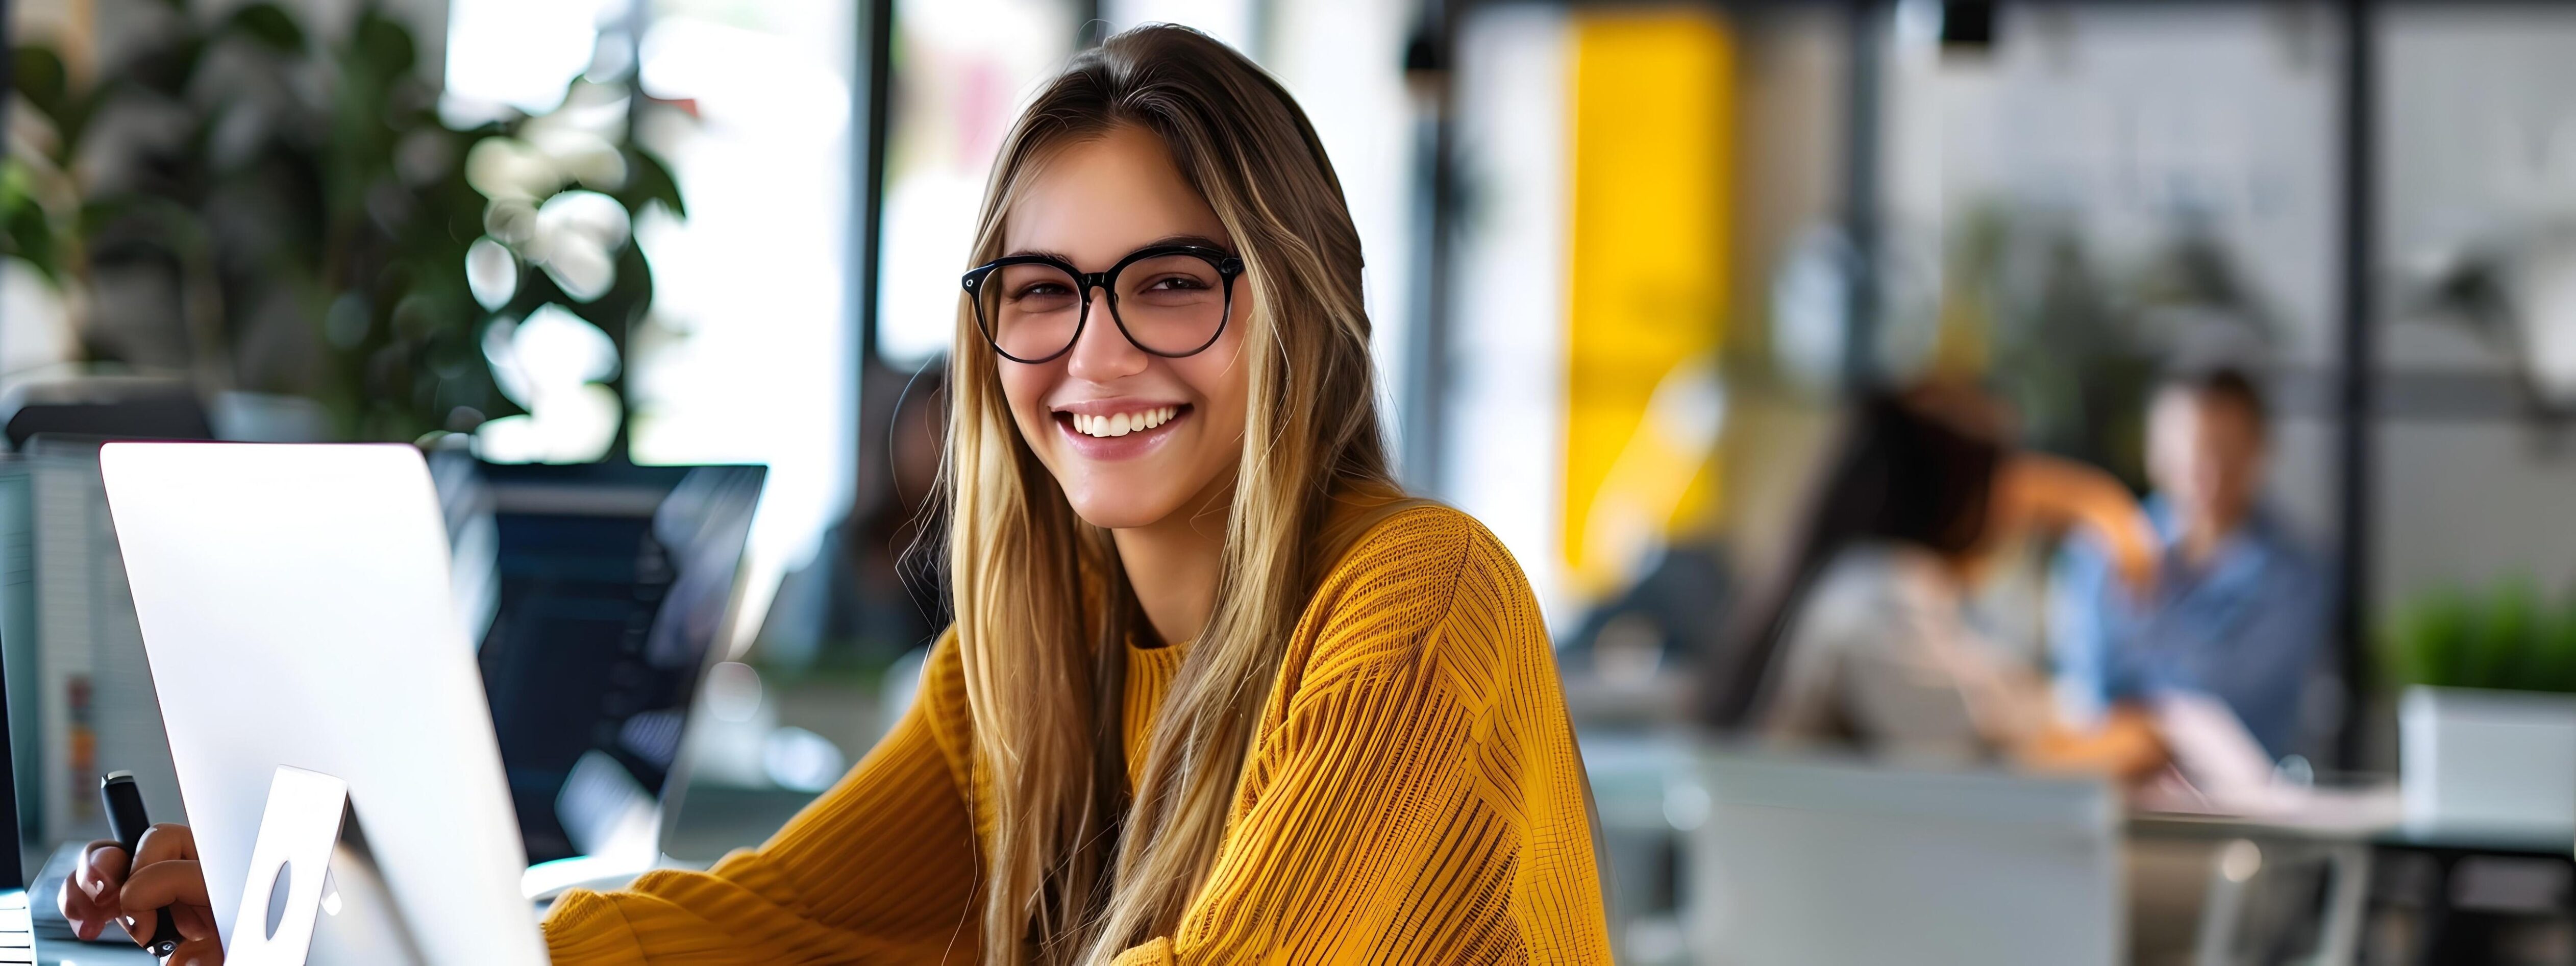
[[536, 507, 1608, 965], [541, 635, 983, 965], [1109, 508, 1613, 964]]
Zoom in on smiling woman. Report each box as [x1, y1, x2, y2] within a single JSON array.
[[539, 26, 1611, 964], [59, 22, 1610, 966]]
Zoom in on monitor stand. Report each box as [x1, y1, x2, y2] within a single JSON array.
[[224, 766, 423, 966]]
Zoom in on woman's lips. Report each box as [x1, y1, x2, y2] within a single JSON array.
[[1054, 405, 1191, 460]]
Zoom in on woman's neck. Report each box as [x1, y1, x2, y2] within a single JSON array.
[[1113, 500, 1229, 647]]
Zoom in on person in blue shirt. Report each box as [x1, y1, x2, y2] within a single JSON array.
[[2051, 367, 2329, 760]]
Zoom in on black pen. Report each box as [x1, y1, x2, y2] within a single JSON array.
[[101, 771, 184, 957]]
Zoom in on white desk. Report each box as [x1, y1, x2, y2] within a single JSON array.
[[1586, 734, 2120, 966], [1579, 734, 2571, 966]]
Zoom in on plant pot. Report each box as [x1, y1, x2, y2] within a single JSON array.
[[2399, 685, 2576, 837]]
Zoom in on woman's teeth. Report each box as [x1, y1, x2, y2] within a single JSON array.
[[1071, 406, 1177, 438]]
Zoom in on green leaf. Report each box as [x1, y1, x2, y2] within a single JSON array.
[[621, 148, 686, 220], [2529, 598, 2576, 693], [2474, 581, 2541, 690], [2384, 588, 2473, 690], [2384, 582, 2576, 695], [12, 46, 69, 123], [353, 12, 418, 83], [3, 183, 60, 285], [225, 4, 308, 54]]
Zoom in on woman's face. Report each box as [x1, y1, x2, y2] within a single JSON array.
[[995, 125, 1253, 531]]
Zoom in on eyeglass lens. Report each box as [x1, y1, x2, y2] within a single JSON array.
[[978, 253, 1228, 360]]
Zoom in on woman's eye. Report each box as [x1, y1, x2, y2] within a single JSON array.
[[1145, 276, 1209, 292], [1014, 283, 1073, 300]]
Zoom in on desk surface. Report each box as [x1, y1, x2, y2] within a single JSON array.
[[1580, 732, 2576, 857], [2131, 808, 2576, 856]]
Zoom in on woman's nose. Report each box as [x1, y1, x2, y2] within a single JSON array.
[[1064, 288, 1147, 382]]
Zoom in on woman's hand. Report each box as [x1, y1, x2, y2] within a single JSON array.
[[62, 823, 224, 965], [1997, 454, 2162, 593], [2016, 704, 2172, 781]]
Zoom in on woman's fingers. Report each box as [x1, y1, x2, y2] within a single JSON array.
[[134, 823, 198, 865], [58, 878, 100, 940], [119, 906, 157, 951], [168, 934, 225, 966], [66, 840, 129, 938], [171, 900, 221, 941], [122, 857, 210, 913], [120, 856, 211, 949], [119, 822, 208, 944], [75, 839, 129, 903], [90, 824, 205, 947], [58, 884, 99, 940]]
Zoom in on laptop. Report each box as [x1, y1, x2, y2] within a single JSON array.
[[438, 459, 761, 890], [99, 442, 549, 963], [0, 542, 153, 963]]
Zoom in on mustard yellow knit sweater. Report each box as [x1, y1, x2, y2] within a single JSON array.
[[540, 506, 1611, 963]]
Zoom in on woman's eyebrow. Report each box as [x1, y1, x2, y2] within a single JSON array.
[[998, 236, 1232, 264], [1144, 234, 1229, 251], [1001, 247, 1077, 262]]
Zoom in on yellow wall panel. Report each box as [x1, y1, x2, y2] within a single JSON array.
[[1563, 10, 1734, 600]]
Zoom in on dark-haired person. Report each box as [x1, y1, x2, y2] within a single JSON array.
[[63, 26, 1612, 966], [2050, 368, 2327, 761], [1726, 387, 2169, 774]]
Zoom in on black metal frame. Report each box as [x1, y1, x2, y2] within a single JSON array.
[[961, 245, 1246, 364], [2331, 0, 2377, 769], [853, 0, 897, 371], [1843, 0, 1887, 391], [1402, 0, 1460, 494]]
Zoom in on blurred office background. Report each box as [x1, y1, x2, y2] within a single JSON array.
[[10, 0, 2576, 963]]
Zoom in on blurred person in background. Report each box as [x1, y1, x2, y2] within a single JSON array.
[[1708, 386, 2170, 777], [2050, 367, 2327, 761], [826, 352, 955, 659], [67, 25, 1611, 965]]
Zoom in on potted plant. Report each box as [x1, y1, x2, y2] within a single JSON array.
[[1, 0, 683, 451], [2384, 581, 2576, 836]]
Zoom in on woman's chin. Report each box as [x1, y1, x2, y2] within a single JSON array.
[[1064, 488, 1186, 531]]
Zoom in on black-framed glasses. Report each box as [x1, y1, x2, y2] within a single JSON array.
[[961, 244, 1246, 363]]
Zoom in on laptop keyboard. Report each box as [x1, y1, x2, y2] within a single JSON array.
[[0, 885, 156, 965], [0, 889, 35, 963]]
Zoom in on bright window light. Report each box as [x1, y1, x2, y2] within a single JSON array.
[[1102, 0, 1257, 52], [875, 0, 1080, 366], [626, 1, 857, 656], [444, 0, 623, 116]]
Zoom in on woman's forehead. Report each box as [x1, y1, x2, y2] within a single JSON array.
[[1003, 127, 1230, 265]]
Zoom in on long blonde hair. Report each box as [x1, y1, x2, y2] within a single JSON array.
[[941, 24, 1405, 965]]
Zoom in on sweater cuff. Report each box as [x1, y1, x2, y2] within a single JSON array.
[[1110, 936, 1177, 966], [541, 888, 652, 965]]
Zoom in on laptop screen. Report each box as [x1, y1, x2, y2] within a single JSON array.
[[0, 605, 25, 891], [0, 470, 28, 890], [442, 460, 762, 865]]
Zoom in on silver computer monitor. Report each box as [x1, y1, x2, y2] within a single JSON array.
[[101, 442, 547, 964]]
